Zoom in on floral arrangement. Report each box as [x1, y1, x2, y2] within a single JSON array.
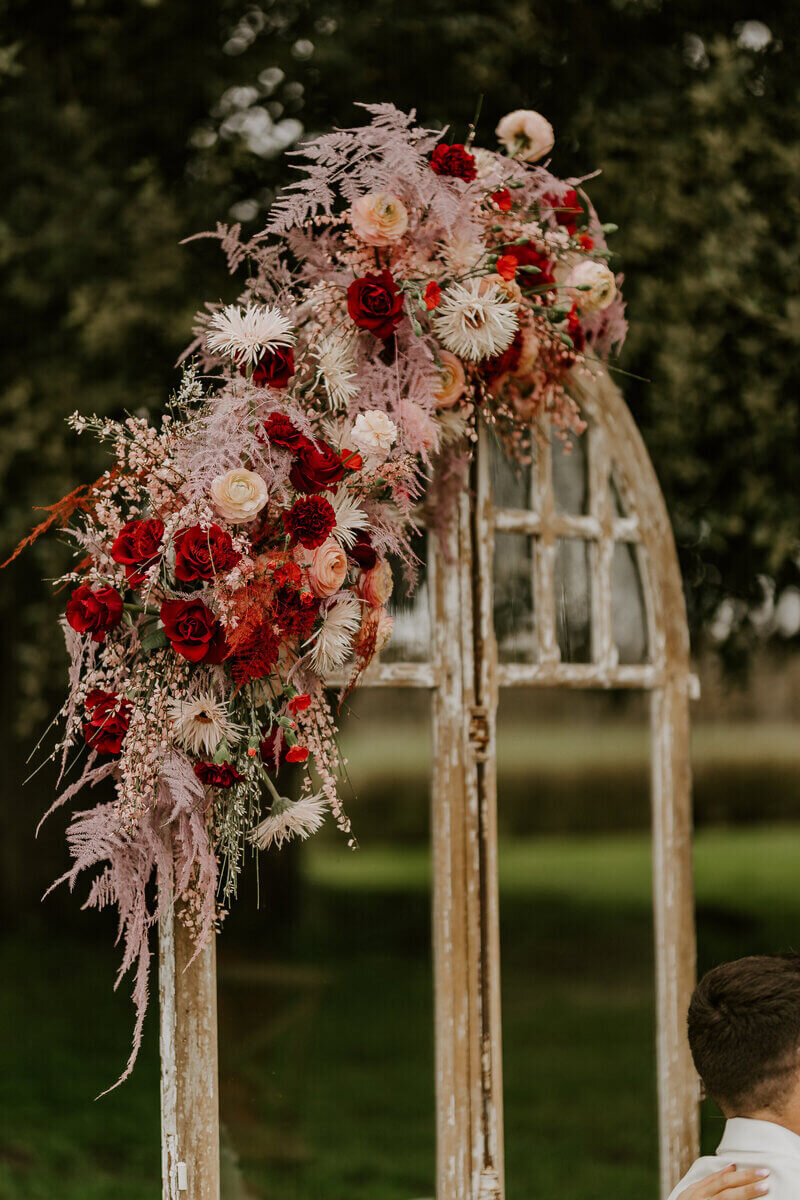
[[9, 103, 625, 1083]]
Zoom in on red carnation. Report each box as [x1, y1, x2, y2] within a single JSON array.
[[194, 761, 242, 789], [271, 559, 302, 589], [501, 244, 556, 295], [347, 270, 405, 340], [262, 412, 309, 453], [340, 448, 363, 472], [242, 345, 295, 388], [174, 525, 241, 583], [566, 303, 585, 352], [578, 233, 594, 252], [285, 745, 310, 763], [283, 495, 336, 550], [347, 531, 378, 570], [110, 518, 165, 587], [288, 693, 312, 715], [66, 585, 123, 643], [83, 689, 132, 756], [160, 598, 228, 664], [490, 188, 512, 212], [496, 254, 518, 281], [290, 439, 345, 494], [424, 281, 442, 310], [430, 143, 477, 182], [542, 189, 583, 236]]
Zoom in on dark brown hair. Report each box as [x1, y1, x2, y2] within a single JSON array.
[[688, 954, 800, 1114]]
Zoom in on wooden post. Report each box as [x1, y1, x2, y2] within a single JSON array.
[[159, 892, 221, 1200]]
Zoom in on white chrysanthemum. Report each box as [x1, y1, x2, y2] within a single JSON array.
[[249, 792, 328, 851], [441, 231, 486, 275], [314, 336, 359, 409], [168, 694, 243, 757], [206, 303, 295, 368], [329, 485, 370, 549], [305, 592, 362, 675], [433, 279, 519, 361]]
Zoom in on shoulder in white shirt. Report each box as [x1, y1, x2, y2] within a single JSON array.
[[668, 1118, 800, 1200]]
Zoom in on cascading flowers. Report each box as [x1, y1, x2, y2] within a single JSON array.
[[9, 103, 625, 1081]]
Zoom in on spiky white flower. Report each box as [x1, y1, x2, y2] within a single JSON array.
[[168, 694, 243, 757], [432, 279, 519, 361], [249, 791, 328, 851], [329, 485, 370, 549], [314, 336, 359, 409], [441, 231, 486, 275], [206, 303, 295, 368], [305, 591, 362, 675], [437, 407, 470, 447]]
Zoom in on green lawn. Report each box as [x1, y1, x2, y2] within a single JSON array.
[[3, 826, 800, 1199]]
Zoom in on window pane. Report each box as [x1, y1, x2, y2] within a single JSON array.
[[494, 532, 536, 663], [552, 428, 588, 515], [490, 429, 532, 510], [612, 542, 649, 664], [555, 539, 591, 662], [383, 529, 431, 663]]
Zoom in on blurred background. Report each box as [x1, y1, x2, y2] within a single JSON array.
[[1, 2, 800, 1197]]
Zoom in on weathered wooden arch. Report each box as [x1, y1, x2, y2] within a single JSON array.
[[157, 365, 698, 1200]]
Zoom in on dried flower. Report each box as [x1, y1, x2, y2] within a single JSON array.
[[305, 592, 362, 674], [168, 694, 243, 757], [433, 279, 519, 361], [313, 336, 360, 409], [206, 304, 295, 368], [249, 791, 327, 851]]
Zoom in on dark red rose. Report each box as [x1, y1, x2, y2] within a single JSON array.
[[110, 518, 165, 586], [347, 270, 404, 340], [194, 761, 242, 789], [483, 327, 523, 384], [66, 585, 123, 643], [490, 188, 512, 212], [83, 689, 131, 756], [501, 244, 556, 295], [347, 531, 378, 571], [262, 412, 309, 453], [290, 439, 345, 494], [542, 189, 583, 236], [566, 303, 585, 353], [430, 143, 477, 182], [242, 345, 295, 388], [283, 495, 336, 550], [160, 598, 228, 664], [174, 525, 241, 583]]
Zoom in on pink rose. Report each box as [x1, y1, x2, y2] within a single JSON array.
[[358, 559, 393, 608], [307, 537, 348, 598]]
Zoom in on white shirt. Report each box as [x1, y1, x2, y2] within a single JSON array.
[[667, 1117, 800, 1200]]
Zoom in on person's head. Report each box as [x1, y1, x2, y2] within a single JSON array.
[[689, 954, 800, 1121]]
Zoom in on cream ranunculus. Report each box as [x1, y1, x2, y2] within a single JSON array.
[[495, 110, 554, 162], [358, 559, 394, 608], [351, 410, 397, 460], [307, 537, 348, 598], [565, 260, 617, 313], [349, 192, 409, 247], [210, 468, 269, 524], [433, 351, 466, 409]]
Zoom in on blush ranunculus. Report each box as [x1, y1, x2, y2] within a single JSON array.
[[564, 259, 617, 313], [244, 345, 295, 388], [349, 192, 409, 246], [210, 468, 269, 524], [110, 518, 165, 586], [358, 559, 393, 608], [347, 270, 405, 340], [160, 598, 228, 664], [430, 143, 477, 182], [174, 524, 241, 583], [307, 537, 348, 598], [433, 351, 466, 409], [495, 110, 554, 162], [283, 495, 337, 550], [289, 439, 345, 494], [66, 585, 123, 643], [194, 761, 242, 789], [83, 690, 132, 756]]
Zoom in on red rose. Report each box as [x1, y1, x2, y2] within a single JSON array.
[[288, 693, 312, 715], [290, 439, 345, 494], [501, 244, 556, 295], [160, 598, 228, 664], [83, 689, 131, 756], [347, 531, 378, 570], [66, 585, 123, 643], [542, 189, 583, 236], [285, 745, 309, 763], [424, 281, 441, 310], [490, 188, 512, 212], [110, 518, 165, 586], [242, 345, 295, 388], [262, 412, 309, 452], [194, 761, 242, 789], [283, 495, 337, 550], [347, 270, 404, 340], [174, 525, 241, 583], [430, 143, 477, 182]]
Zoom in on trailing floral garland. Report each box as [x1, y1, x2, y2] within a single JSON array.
[[10, 104, 626, 1082]]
